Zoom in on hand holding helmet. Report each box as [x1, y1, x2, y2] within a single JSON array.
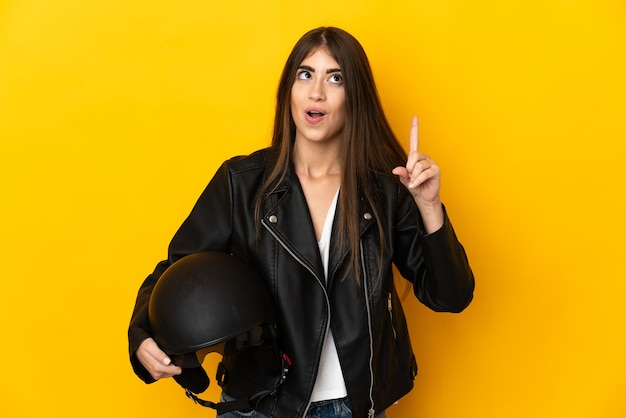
[[136, 337, 182, 381]]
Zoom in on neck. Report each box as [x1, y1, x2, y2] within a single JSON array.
[[292, 141, 342, 179]]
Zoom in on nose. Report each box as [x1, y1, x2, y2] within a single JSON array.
[[309, 78, 325, 101]]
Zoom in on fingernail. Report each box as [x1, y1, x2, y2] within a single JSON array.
[[163, 357, 171, 366]]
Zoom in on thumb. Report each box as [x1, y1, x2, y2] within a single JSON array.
[[143, 337, 173, 366], [392, 166, 410, 187]]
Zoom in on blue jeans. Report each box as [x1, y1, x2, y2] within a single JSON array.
[[217, 393, 386, 418]]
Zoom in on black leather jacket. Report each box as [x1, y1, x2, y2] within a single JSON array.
[[128, 148, 474, 418]]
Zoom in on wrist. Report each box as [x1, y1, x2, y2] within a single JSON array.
[[417, 199, 444, 234]]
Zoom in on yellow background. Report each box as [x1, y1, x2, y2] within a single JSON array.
[[1, 0, 625, 417]]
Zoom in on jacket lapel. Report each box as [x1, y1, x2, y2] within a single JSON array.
[[263, 171, 378, 289], [262, 172, 326, 283], [327, 194, 376, 290]]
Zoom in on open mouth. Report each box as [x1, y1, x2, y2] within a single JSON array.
[[306, 111, 325, 118]]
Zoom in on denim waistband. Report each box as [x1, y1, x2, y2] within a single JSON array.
[[307, 397, 350, 417], [310, 397, 349, 407]]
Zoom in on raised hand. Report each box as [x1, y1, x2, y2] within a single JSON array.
[[392, 116, 444, 232]]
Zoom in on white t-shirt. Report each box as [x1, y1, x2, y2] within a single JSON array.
[[310, 189, 348, 402]]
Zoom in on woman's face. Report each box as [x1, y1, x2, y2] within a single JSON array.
[[290, 47, 346, 147]]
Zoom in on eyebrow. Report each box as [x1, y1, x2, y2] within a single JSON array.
[[298, 65, 342, 74]]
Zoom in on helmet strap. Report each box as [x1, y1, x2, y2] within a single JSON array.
[[182, 351, 292, 414]]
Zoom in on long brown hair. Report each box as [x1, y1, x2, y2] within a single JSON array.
[[257, 27, 407, 284]]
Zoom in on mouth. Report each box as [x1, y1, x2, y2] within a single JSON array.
[[305, 110, 326, 120]]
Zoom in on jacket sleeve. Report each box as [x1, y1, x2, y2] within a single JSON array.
[[393, 192, 475, 313], [127, 160, 234, 382]]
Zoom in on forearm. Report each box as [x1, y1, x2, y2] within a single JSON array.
[[419, 215, 475, 312], [415, 197, 444, 235]]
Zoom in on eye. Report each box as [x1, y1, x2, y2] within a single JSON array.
[[297, 70, 312, 80], [328, 73, 343, 84]]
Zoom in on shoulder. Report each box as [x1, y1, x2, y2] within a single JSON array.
[[216, 148, 277, 193], [224, 147, 274, 174]]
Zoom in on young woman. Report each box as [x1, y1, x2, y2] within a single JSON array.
[[128, 26, 474, 418]]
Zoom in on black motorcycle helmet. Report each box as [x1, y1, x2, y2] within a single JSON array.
[[148, 251, 290, 414]]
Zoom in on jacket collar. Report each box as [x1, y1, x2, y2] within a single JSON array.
[[261, 166, 376, 287]]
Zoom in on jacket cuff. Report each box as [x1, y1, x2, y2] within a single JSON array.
[[129, 329, 157, 384]]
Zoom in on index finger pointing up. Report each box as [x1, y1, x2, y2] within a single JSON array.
[[410, 115, 419, 153]]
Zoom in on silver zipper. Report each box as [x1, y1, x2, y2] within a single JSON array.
[[261, 219, 331, 418], [360, 241, 376, 418], [388, 293, 397, 340]]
